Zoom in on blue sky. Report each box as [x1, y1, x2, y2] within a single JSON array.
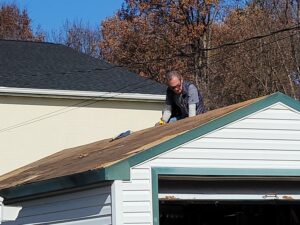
[[1, 0, 124, 34]]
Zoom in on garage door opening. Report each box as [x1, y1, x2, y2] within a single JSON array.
[[158, 177, 300, 225], [160, 201, 300, 225]]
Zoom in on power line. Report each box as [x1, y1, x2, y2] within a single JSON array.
[[179, 30, 300, 80], [207, 30, 300, 66], [106, 24, 300, 68], [1, 25, 299, 133], [0, 78, 163, 134], [201, 24, 300, 51], [56, 24, 300, 74]]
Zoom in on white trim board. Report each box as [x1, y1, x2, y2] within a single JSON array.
[[0, 197, 21, 223], [0, 87, 165, 102]]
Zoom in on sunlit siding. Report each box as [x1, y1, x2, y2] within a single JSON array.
[[119, 102, 300, 225], [122, 168, 152, 225], [0, 95, 163, 175], [3, 185, 112, 225]]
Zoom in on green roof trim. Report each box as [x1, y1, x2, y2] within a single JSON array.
[[105, 92, 300, 179], [2, 92, 300, 201], [0, 163, 130, 201]]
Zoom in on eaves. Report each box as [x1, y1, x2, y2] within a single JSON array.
[[0, 87, 165, 103]]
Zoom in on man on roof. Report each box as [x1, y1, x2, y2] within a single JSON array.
[[158, 71, 205, 125]]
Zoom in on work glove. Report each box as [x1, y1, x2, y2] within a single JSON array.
[[155, 119, 166, 126]]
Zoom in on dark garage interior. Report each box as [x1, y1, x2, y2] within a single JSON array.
[[159, 201, 300, 225], [158, 177, 300, 225]]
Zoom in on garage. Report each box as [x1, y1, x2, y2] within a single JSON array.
[[2, 93, 300, 225], [159, 176, 300, 225]]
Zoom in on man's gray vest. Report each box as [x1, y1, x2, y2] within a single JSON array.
[[167, 80, 205, 119]]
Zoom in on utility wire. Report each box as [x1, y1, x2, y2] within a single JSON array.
[[105, 24, 300, 68], [49, 24, 300, 75], [1, 24, 299, 133], [0, 78, 162, 134], [206, 30, 300, 66], [201, 24, 300, 51], [176, 30, 300, 81]]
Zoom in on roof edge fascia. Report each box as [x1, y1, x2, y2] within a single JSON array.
[[0, 161, 130, 202], [0, 87, 165, 102]]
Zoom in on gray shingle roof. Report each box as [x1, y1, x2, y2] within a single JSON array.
[[0, 40, 166, 95]]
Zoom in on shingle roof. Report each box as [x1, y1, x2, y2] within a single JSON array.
[[0, 40, 166, 95]]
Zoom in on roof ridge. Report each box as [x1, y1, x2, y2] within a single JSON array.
[[0, 38, 61, 46]]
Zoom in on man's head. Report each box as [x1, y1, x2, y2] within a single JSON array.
[[166, 71, 183, 94]]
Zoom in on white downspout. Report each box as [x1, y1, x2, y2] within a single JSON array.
[[0, 197, 21, 224], [0, 197, 3, 224]]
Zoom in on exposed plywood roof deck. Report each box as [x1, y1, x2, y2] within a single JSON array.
[[0, 96, 265, 190]]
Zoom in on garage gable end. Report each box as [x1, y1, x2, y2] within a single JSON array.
[[119, 93, 300, 225], [108, 92, 300, 174]]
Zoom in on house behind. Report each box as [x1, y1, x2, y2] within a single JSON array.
[[0, 40, 166, 175]]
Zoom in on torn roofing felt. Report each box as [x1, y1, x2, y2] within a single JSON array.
[[1, 92, 298, 200]]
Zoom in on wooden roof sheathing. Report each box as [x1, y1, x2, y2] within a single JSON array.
[[0, 96, 266, 190]]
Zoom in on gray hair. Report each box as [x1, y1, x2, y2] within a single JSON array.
[[166, 71, 182, 82]]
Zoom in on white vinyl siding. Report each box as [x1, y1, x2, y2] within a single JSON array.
[[3, 185, 112, 225], [121, 168, 152, 225], [119, 102, 300, 225]]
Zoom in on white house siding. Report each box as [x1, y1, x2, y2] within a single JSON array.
[[118, 102, 300, 225], [3, 185, 112, 225], [0, 95, 163, 175], [121, 169, 153, 225]]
